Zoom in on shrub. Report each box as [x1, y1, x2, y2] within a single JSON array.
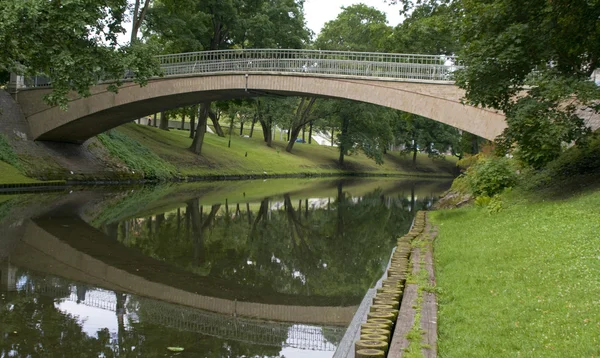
[[544, 133, 600, 177], [466, 157, 517, 197], [450, 174, 471, 194], [0, 134, 21, 169]]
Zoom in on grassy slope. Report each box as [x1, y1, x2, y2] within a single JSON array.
[[0, 161, 41, 185], [119, 123, 457, 177], [430, 190, 600, 357]]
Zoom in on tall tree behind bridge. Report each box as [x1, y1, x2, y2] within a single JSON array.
[[383, 2, 461, 161], [146, 0, 311, 155], [313, 4, 395, 165]]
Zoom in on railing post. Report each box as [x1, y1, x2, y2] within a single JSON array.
[[7, 73, 25, 99]]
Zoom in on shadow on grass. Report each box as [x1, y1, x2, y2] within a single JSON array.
[[433, 209, 469, 221], [522, 173, 600, 202]]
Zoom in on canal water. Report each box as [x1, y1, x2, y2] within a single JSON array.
[[0, 178, 450, 357]]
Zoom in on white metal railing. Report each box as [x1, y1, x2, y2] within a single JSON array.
[[19, 49, 461, 89]]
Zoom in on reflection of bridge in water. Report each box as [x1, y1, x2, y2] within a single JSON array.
[[2, 215, 359, 324], [16, 277, 342, 352]]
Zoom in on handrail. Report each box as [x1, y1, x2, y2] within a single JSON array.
[[19, 49, 461, 89]]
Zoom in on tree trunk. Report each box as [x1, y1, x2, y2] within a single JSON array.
[[265, 119, 273, 147], [286, 126, 302, 152], [302, 125, 306, 142], [180, 112, 186, 130], [239, 121, 244, 136], [259, 116, 272, 147], [228, 116, 234, 147], [308, 121, 313, 144], [208, 110, 225, 137], [130, 0, 151, 43], [331, 126, 334, 146], [412, 146, 418, 168], [156, 213, 165, 230], [471, 135, 479, 154], [249, 114, 257, 138], [190, 102, 210, 154], [189, 106, 197, 138], [338, 116, 350, 166], [286, 98, 316, 153], [159, 112, 169, 131]]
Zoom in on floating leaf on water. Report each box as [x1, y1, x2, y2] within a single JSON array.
[[167, 347, 184, 352]]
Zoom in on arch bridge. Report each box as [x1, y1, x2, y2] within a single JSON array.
[[13, 49, 506, 143]]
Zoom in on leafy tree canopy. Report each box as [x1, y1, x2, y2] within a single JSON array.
[[315, 4, 392, 52], [0, 0, 161, 108], [388, 0, 600, 168]]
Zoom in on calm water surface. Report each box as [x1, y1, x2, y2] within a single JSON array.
[[0, 178, 450, 357]]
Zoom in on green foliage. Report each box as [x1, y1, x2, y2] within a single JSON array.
[[0, 0, 161, 108], [519, 132, 600, 192], [544, 132, 600, 177], [147, 0, 311, 53], [476, 195, 504, 214], [385, 3, 459, 55], [466, 157, 517, 197], [449, 174, 470, 194], [494, 73, 598, 169], [452, 0, 600, 168], [395, 113, 461, 161], [456, 154, 479, 170], [0, 134, 21, 169], [97, 130, 178, 180], [314, 4, 391, 52], [474, 195, 491, 207], [313, 99, 395, 165]]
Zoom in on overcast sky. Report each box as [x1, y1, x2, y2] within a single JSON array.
[[304, 0, 404, 35]]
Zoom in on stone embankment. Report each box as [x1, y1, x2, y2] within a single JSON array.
[[353, 211, 439, 357]]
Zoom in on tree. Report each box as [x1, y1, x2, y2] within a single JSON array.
[[385, 3, 459, 55], [130, 0, 152, 43], [286, 97, 317, 152], [315, 4, 391, 52], [388, 0, 600, 168], [454, 0, 600, 167], [0, 0, 161, 108], [146, 0, 311, 154], [314, 99, 395, 165], [395, 113, 460, 168]]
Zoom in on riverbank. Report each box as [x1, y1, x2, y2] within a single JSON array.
[[430, 186, 600, 357], [0, 122, 457, 188]]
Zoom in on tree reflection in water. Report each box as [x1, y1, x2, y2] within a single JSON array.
[[107, 184, 434, 299]]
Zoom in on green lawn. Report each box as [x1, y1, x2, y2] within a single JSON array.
[[0, 161, 41, 185], [430, 190, 600, 357], [118, 123, 457, 178]]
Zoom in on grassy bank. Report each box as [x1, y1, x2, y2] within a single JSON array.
[[115, 123, 457, 178], [1, 123, 456, 186], [430, 189, 600, 357]]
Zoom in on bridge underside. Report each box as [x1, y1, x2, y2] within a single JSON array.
[[17, 73, 507, 143]]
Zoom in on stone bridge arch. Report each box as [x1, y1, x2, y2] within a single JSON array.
[[17, 72, 506, 143]]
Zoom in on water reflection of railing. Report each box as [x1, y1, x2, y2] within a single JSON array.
[[16, 278, 343, 352]]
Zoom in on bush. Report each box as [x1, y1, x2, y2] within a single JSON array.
[[466, 157, 517, 197], [0, 134, 21, 169], [544, 133, 600, 177]]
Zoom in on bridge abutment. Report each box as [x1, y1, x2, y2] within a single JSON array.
[[0, 260, 17, 292]]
